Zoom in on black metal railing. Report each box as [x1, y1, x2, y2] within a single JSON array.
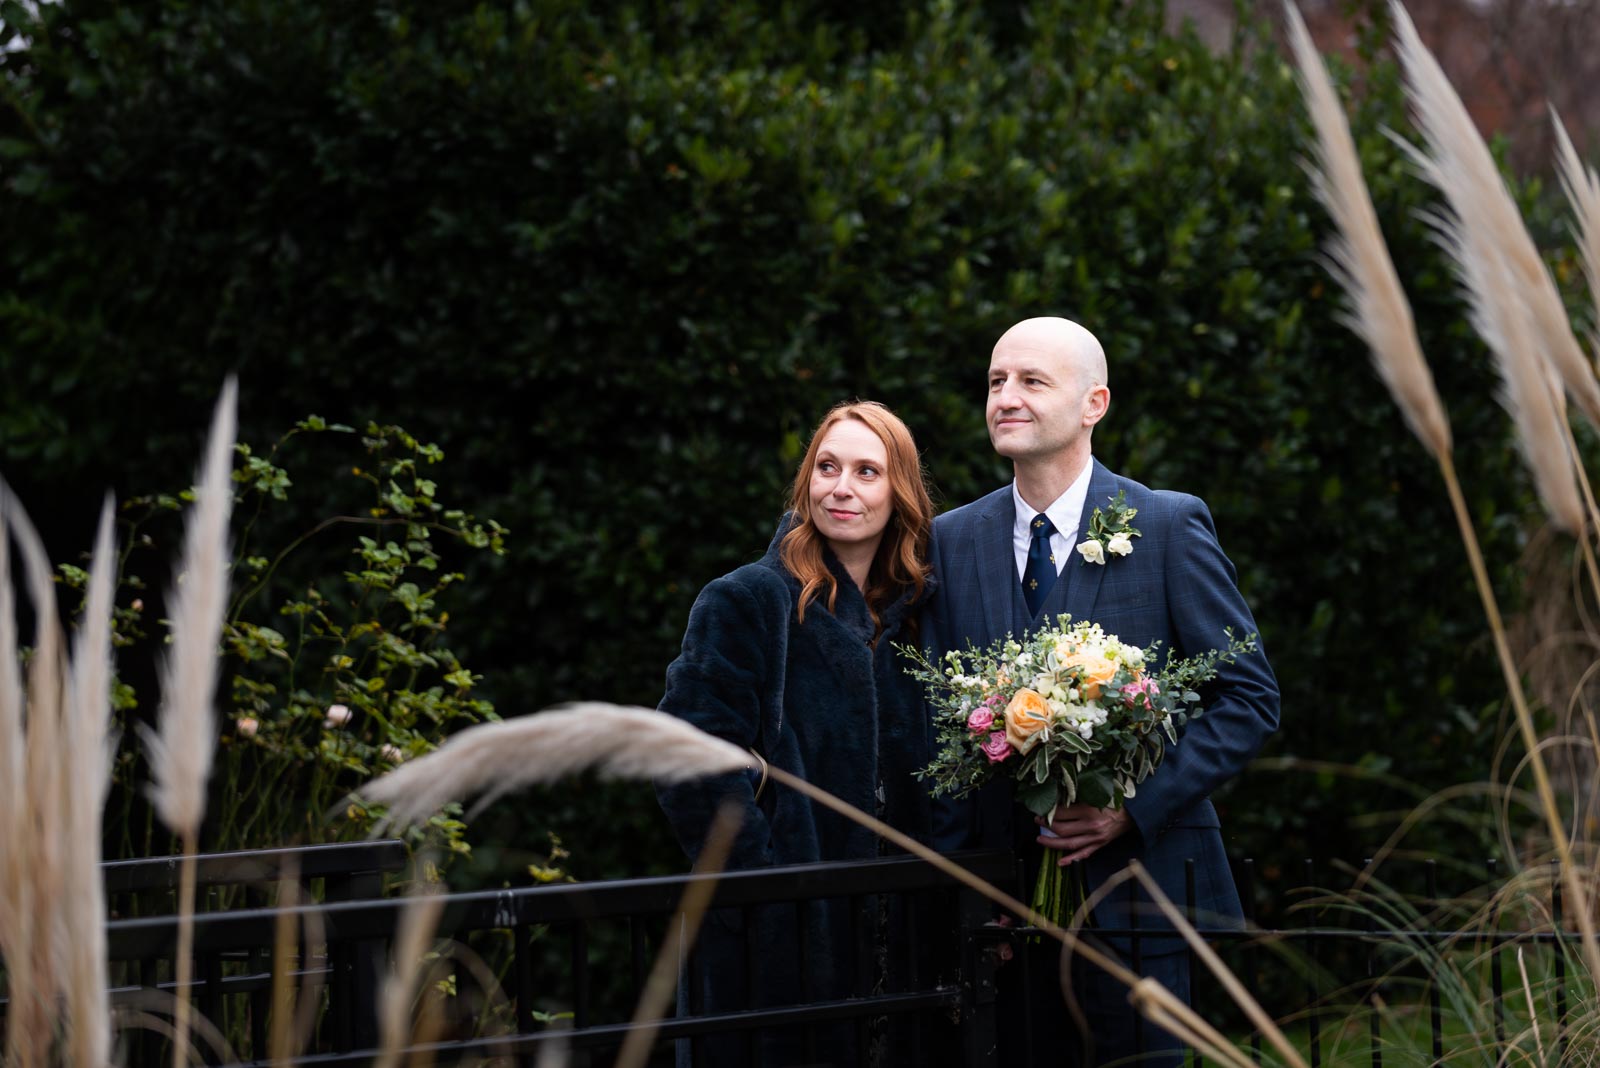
[[4, 847, 1590, 1066]]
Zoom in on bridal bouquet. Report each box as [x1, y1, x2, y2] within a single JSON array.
[[905, 615, 1257, 925]]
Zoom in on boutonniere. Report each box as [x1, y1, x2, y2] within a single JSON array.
[[1075, 490, 1141, 565]]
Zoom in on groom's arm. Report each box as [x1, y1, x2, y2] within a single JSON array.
[[1122, 494, 1280, 847]]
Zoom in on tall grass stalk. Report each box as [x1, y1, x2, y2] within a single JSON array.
[[141, 378, 237, 1068], [62, 499, 117, 1068], [614, 802, 741, 1068], [1290, 0, 1600, 997], [1387, 0, 1600, 990]]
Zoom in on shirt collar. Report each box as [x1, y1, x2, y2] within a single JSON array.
[[1011, 456, 1094, 542]]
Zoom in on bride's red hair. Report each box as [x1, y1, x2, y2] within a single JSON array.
[[780, 400, 934, 626]]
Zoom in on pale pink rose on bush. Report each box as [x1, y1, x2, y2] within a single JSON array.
[[967, 707, 996, 734], [380, 743, 406, 764], [980, 730, 1013, 763], [324, 703, 353, 728], [236, 716, 258, 738]]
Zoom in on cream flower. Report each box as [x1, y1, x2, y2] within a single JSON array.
[[1076, 538, 1106, 565], [1106, 532, 1134, 556]]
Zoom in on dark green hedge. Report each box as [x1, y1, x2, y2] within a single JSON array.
[[1, 0, 1567, 880]]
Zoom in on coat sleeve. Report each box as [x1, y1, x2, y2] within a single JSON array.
[[1123, 496, 1280, 845], [655, 572, 787, 870]]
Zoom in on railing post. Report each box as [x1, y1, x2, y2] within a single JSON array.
[[1487, 857, 1504, 1054], [1426, 860, 1441, 1064], [959, 881, 1000, 1068], [1240, 857, 1260, 1065], [1552, 858, 1566, 1060], [1303, 858, 1321, 1068], [1364, 858, 1381, 1068]]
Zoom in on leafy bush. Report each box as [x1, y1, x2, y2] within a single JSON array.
[[60, 418, 506, 859], [2, 0, 1574, 878]]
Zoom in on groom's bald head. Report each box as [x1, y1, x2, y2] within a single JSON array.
[[991, 317, 1107, 391]]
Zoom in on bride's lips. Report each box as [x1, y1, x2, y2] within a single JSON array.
[[826, 509, 858, 520]]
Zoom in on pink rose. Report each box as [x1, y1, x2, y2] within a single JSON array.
[[1122, 676, 1159, 707], [980, 730, 1013, 763], [967, 707, 996, 734]]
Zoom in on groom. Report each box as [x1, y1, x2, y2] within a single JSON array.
[[926, 316, 1280, 1066]]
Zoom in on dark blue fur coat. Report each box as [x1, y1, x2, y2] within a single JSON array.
[[656, 523, 934, 1066]]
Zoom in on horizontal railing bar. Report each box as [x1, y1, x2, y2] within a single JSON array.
[[103, 840, 408, 895], [106, 851, 1017, 958], [219, 990, 963, 1066]]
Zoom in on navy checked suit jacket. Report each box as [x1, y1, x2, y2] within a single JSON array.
[[925, 459, 1280, 941]]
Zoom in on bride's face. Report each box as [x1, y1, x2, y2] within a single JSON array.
[[807, 419, 893, 552]]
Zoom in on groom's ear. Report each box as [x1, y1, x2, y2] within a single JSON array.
[[1082, 383, 1110, 427]]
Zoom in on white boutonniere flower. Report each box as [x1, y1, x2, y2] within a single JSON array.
[[1077, 490, 1142, 566]]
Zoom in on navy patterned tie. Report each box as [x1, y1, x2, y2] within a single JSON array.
[[1023, 512, 1058, 617]]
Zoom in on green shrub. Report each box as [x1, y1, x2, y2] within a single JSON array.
[[2, 0, 1571, 879]]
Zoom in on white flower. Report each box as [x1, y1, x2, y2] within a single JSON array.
[[1015, 651, 1034, 667], [324, 703, 353, 728], [1076, 539, 1106, 565], [380, 743, 406, 764], [1106, 532, 1134, 556], [1077, 722, 1094, 740], [236, 716, 258, 738]]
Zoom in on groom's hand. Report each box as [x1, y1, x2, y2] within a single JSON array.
[[1036, 804, 1131, 865]]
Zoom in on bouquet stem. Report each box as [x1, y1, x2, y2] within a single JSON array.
[[1030, 853, 1083, 936]]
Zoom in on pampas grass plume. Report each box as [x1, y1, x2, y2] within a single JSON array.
[[1284, 1, 1450, 461], [144, 377, 237, 837], [359, 703, 753, 831], [1552, 108, 1600, 355], [63, 496, 118, 1068], [1389, 0, 1585, 535], [0, 480, 70, 1066]]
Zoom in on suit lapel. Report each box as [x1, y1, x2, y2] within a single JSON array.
[[973, 492, 1020, 642], [1063, 460, 1119, 625]]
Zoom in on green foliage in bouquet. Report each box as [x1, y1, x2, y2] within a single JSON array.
[[60, 417, 507, 860], [905, 616, 1258, 816]]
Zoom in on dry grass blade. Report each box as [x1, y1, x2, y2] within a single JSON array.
[[1552, 107, 1600, 356], [1388, 0, 1584, 534], [357, 703, 752, 831], [1126, 980, 1253, 1068], [1515, 946, 1544, 1062], [62, 497, 117, 1068], [144, 376, 237, 838], [615, 802, 741, 1068], [1126, 862, 1307, 1068], [761, 765, 1269, 1053], [1284, 1, 1449, 461], [374, 873, 447, 1068]]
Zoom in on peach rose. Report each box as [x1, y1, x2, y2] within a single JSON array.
[[1058, 652, 1118, 701], [1003, 689, 1053, 754]]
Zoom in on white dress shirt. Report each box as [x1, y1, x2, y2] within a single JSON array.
[[1011, 458, 1094, 580]]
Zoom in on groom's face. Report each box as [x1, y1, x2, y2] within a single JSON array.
[[985, 342, 1094, 461]]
